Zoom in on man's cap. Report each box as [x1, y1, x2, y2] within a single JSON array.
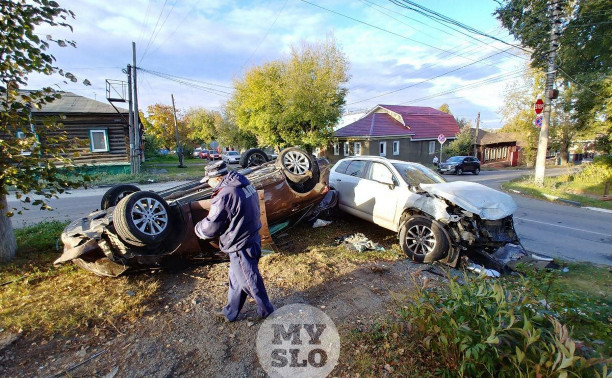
[[202, 160, 229, 182]]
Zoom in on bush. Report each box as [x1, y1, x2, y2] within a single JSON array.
[[399, 272, 610, 377], [144, 134, 160, 159], [575, 155, 612, 184]]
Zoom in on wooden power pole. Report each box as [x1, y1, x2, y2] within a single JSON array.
[[171, 94, 185, 167], [132, 42, 141, 173], [473, 111, 480, 158], [534, 1, 562, 185]]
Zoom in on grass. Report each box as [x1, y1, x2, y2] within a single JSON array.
[[260, 216, 403, 290], [503, 174, 612, 210], [0, 221, 159, 335], [91, 157, 212, 186], [339, 263, 612, 376]]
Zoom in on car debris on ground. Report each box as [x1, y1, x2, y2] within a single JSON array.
[[335, 233, 386, 253]]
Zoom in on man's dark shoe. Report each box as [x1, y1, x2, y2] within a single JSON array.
[[213, 309, 230, 322]]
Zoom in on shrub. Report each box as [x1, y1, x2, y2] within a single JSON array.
[[399, 272, 610, 377], [575, 155, 612, 184]]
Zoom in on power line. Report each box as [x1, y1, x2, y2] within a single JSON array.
[[348, 48, 515, 105], [388, 0, 532, 54], [138, 67, 232, 97], [298, 0, 520, 68], [243, 0, 290, 69], [139, 68, 233, 89]]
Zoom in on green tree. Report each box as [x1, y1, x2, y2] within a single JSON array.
[[442, 126, 473, 157], [145, 103, 188, 150], [227, 36, 350, 151], [185, 107, 217, 146], [438, 103, 452, 114], [0, 0, 91, 261], [495, 0, 611, 148]]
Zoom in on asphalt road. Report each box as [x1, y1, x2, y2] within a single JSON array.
[[443, 168, 612, 266], [6, 167, 612, 266]]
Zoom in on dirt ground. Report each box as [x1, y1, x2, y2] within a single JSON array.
[[0, 214, 452, 377], [0, 257, 439, 377]]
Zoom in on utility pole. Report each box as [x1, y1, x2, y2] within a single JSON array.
[[473, 111, 480, 158], [132, 42, 141, 173], [534, 1, 562, 185], [171, 94, 185, 167], [126, 64, 135, 174]]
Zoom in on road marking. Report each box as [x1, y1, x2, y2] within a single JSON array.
[[584, 207, 612, 214], [514, 217, 612, 237]]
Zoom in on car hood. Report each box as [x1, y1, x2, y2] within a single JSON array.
[[419, 181, 517, 220]]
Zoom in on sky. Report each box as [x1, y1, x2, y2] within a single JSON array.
[[26, 0, 530, 130]]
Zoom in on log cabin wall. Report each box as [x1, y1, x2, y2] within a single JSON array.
[[34, 113, 129, 165]]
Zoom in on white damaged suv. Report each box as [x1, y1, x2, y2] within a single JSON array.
[[329, 156, 518, 266]]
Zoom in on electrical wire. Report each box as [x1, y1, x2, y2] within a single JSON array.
[[243, 0, 290, 69], [138, 67, 232, 97]]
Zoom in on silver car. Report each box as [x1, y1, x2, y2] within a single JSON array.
[[222, 150, 241, 164], [329, 156, 518, 266]]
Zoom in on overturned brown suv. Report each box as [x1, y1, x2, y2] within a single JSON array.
[[56, 147, 336, 277]]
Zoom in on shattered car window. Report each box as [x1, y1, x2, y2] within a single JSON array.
[[392, 162, 445, 186]]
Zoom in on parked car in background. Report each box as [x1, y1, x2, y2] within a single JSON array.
[[56, 147, 335, 277], [222, 151, 241, 164], [329, 156, 517, 267], [193, 147, 203, 158], [438, 156, 481, 175], [198, 149, 210, 159], [208, 150, 220, 161]]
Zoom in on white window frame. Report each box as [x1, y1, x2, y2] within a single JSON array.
[[393, 140, 400, 155], [379, 141, 386, 156], [343, 142, 349, 156], [333, 143, 339, 156], [89, 129, 109, 152], [428, 141, 435, 155], [354, 142, 361, 156]]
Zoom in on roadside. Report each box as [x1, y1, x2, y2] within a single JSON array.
[[502, 158, 612, 211], [1, 216, 610, 376]]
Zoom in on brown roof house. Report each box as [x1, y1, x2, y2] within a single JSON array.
[[326, 105, 460, 165], [31, 91, 131, 174], [472, 129, 524, 167]]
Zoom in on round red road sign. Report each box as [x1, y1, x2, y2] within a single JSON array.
[[534, 99, 544, 114]]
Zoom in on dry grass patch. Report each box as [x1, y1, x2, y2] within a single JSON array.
[[0, 221, 160, 335], [260, 216, 403, 290]]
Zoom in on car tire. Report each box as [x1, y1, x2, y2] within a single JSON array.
[[456, 168, 463, 175], [100, 184, 141, 210], [113, 191, 172, 247], [473, 167, 480, 175], [399, 215, 449, 263], [240, 148, 269, 168], [276, 147, 316, 185]]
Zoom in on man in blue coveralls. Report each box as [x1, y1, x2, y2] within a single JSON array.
[[194, 161, 274, 322]]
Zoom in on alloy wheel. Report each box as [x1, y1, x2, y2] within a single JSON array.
[[405, 225, 436, 256]]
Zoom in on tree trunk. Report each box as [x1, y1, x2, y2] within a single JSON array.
[[0, 194, 17, 262]]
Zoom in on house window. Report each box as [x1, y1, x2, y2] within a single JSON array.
[[393, 141, 400, 155], [379, 141, 386, 156], [334, 143, 339, 156], [428, 141, 435, 155], [354, 142, 361, 156], [344, 142, 349, 156], [503, 147, 508, 159], [89, 129, 109, 152]]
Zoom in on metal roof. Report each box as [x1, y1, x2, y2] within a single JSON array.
[[335, 104, 459, 140], [31, 92, 128, 114]]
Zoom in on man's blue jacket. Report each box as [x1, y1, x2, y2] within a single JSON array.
[[194, 171, 262, 253]]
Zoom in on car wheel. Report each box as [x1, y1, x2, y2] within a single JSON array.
[[240, 148, 269, 168], [456, 168, 463, 175], [276, 147, 316, 185], [100, 184, 141, 210], [399, 215, 449, 263], [473, 167, 480, 175], [113, 191, 172, 247]]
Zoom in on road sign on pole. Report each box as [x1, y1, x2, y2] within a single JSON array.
[[534, 99, 544, 114], [535, 115, 543, 128], [437, 134, 446, 144]]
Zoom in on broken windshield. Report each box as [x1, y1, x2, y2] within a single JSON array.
[[392, 163, 446, 186]]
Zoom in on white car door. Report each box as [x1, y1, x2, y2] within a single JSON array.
[[331, 160, 368, 215], [354, 162, 402, 230]]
